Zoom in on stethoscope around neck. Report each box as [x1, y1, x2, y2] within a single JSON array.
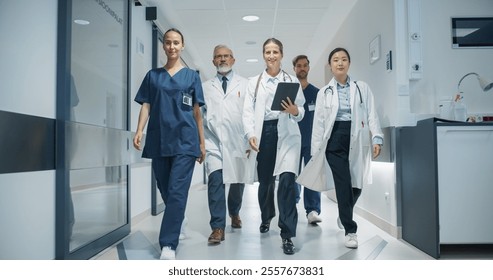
[[280, 70, 292, 82], [323, 81, 363, 108], [264, 69, 292, 83], [252, 69, 292, 104]]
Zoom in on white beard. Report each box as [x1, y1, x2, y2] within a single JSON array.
[[216, 65, 232, 73]]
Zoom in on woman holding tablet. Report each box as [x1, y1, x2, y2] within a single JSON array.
[[242, 38, 305, 255]]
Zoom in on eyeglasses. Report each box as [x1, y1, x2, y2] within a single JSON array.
[[214, 54, 233, 60]]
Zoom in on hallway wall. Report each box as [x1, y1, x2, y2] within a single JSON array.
[[129, 3, 154, 224], [410, 0, 493, 117], [0, 0, 58, 259]]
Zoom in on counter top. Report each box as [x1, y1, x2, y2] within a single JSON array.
[[419, 117, 493, 126]]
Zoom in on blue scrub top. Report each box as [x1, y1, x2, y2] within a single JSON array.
[[298, 83, 319, 148], [135, 67, 205, 159]]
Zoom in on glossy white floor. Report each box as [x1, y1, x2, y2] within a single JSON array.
[[92, 182, 437, 261]]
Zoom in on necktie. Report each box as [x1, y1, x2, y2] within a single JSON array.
[[222, 76, 228, 93]]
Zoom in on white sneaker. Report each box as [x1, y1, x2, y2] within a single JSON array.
[[344, 233, 358, 249], [160, 246, 176, 260], [337, 217, 344, 229], [307, 211, 322, 224]]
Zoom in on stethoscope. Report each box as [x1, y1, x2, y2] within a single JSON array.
[[280, 70, 293, 82], [324, 81, 363, 108], [253, 70, 292, 104]]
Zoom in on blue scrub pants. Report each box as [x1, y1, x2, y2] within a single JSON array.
[[152, 155, 196, 250], [325, 121, 362, 235], [299, 145, 321, 215], [257, 120, 298, 239], [208, 169, 245, 229]]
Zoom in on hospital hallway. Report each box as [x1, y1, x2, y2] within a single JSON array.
[[90, 182, 493, 261]]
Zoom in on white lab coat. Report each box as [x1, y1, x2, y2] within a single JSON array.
[[242, 70, 305, 183], [297, 77, 383, 191], [202, 72, 251, 184]]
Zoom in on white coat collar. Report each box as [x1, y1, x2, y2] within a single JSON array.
[[216, 70, 234, 83]]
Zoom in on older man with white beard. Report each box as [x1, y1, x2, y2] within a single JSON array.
[[201, 45, 251, 245]]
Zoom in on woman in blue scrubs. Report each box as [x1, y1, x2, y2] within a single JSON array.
[[133, 28, 205, 260]]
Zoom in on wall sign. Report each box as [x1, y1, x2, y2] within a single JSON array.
[[369, 35, 381, 64]]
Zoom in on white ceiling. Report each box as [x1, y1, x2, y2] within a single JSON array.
[[138, 0, 356, 80]]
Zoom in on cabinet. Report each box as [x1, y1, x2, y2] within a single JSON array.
[[396, 118, 493, 258]]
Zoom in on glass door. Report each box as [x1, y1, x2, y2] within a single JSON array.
[[56, 0, 130, 259]]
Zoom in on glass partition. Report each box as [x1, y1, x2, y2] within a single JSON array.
[[69, 0, 129, 254], [57, 0, 130, 259], [71, 0, 128, 128]]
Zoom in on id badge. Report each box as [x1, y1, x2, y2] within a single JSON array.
[[182, 93, 192, 106], [308, 103, 315, 111]]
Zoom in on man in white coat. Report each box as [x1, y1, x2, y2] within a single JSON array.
[[202, 45, 250, 245]]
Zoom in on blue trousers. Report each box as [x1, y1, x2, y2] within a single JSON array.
[[298, 145, 321, 215], [325, 121, 361, 235], [152, 155, 196, 250], [208, 169, 245, 229], [257, 120, 298, 239]]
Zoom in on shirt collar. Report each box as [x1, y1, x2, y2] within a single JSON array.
[[336, 76, 351, 90], [264, 69, 283, 83], [217, 70, 233, 82]]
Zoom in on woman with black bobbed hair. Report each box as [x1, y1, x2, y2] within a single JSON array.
[[299, 47, 383, 249]]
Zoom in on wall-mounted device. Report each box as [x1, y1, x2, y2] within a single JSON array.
[[386, 51, 392, 72], [452, 17, 493, 48], [408, 0, 423, 80]]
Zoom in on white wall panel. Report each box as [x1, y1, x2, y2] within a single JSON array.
[[0, 0, 57, 119], [411, 0, 493, 118], [0, 171, 56, 259], [0, 0, 57, 260]]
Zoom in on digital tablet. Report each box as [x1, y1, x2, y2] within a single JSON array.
[[270, 82, 300, 111]]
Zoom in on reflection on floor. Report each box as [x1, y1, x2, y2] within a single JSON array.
[[92, 183, 490, 260]]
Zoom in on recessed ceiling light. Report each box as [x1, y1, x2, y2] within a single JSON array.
[[74, 19, 90, 25], [246, 58, 258, 63], [242, 15, 259, 22], [245, 41, 256, 45]]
